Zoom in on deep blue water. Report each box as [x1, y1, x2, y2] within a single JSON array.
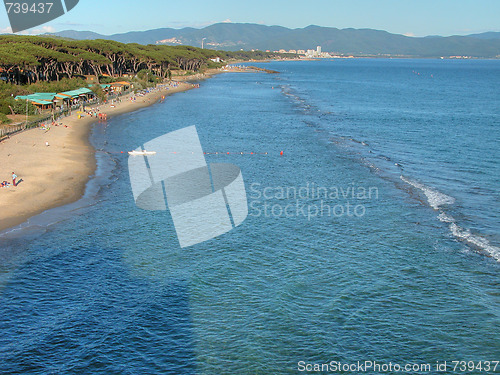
[[0, 59, 499, 374]]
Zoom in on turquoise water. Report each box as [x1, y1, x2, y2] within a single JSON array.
[[0, 59, 499, 374]]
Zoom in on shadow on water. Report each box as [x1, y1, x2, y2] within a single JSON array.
[[0, 244, 197, 374]]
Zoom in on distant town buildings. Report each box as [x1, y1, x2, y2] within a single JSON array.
[[155, 37, 182, 45], [274, 45, 354, 59], [271, 45, 332, 58], [304, 46, 331, 58]]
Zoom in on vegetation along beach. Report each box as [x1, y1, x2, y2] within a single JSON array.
[[0, 36, 292, 232]]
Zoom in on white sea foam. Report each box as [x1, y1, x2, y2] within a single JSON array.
[[400, 176, 455, 209], [400, 176, 499, 261], [450, 223, 500, 262], [437, 212, 455, 223]]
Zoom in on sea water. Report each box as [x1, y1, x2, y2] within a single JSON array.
[[0, 59, 499, 374]]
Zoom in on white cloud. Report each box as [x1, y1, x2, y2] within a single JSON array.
[[30, 25, 56, 34], [164, 21, 218, 29], [17, 25, 56, 35], [0, 24, 56, 34], [165, 19, 233, 28], [403, 32, 415, 37]]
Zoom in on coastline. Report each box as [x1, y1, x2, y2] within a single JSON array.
[[0, 80, 200, 233]]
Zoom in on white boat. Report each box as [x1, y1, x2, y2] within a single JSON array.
[[128, 150, 157, 156]]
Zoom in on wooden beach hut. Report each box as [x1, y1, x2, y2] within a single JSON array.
[[55, 88, 95, 106], [15, 88, 95, 110], [110, 81, 131, 93], [15, 93, 57, 110]]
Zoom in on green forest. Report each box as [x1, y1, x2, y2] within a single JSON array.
[[0, 35, 295, 123], [0, 35, 292, 84]]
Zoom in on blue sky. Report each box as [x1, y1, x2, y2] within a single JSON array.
[[1, 0, 499, 36]]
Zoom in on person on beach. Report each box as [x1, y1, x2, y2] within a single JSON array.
[[12, 172, 17, 186]]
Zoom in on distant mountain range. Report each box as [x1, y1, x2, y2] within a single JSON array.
[[45, 23, 500, 58]]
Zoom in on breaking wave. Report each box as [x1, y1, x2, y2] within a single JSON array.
[[401, 176, 499, 262]]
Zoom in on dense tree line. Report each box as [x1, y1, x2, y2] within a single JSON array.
[[0, 36, 221, 84], [0, 36, 296, 85]]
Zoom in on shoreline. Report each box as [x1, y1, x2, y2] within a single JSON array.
[[0, 80, 201, 233], [0, 63, 277, 234]]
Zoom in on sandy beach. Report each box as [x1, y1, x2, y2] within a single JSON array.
[[0, 81, 198, 232]]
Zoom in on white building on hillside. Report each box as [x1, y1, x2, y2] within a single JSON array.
[[304, 46, 331, 58]]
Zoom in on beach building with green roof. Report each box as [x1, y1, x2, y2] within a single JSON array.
[[15, 87, 95, 109]]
